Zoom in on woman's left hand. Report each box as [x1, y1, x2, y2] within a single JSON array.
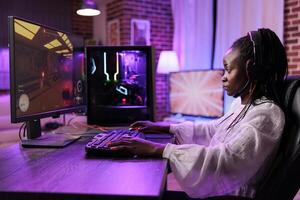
[[107, 136, 166, 157]]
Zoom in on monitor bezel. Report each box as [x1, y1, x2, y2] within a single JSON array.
[[85, 45, 156, 126], [8, 16, 86, 123], [168, 69, 225, 118]]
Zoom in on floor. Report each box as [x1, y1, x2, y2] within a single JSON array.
[[0, 129, 299, 199]]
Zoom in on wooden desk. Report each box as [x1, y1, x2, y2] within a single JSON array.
[[0, 136, 168, 200]]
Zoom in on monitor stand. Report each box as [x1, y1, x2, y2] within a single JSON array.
[[21, 120, 80, 148]]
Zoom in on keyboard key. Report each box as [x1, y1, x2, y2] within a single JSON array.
[[85, 129, 144, 157]]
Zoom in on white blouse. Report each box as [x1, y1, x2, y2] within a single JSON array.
[[162, 98, 285, 198]]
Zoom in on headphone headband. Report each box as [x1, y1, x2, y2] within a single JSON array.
[[247, 30, 263, 68], [248, 31, 257, 66]]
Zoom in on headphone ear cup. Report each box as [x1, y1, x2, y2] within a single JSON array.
[[246, 59, 256, 79], [248, 29, 265, 81]]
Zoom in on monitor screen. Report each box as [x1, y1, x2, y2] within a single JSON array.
[[9, 16, 86, 124], [86, 46, 155, 126], [169, 70, 224, 118]]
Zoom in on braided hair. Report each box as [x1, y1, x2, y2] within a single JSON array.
[[225, 28, 288, 130]]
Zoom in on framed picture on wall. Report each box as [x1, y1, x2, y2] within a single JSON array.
[[107, 19, 120, 45], [130, 19, 150, 45]]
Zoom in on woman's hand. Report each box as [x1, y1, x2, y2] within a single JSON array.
[[108, 136, 166, 157], [130, 120, 170, 133]]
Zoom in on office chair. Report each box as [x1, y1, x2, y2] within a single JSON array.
[[164, 79, 300, 200], [210, 78, 300, 200], [254, 78, 300, 200]]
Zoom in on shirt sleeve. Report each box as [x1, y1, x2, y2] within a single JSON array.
[[163, 103, 285, 198], [169, 120, 218, 145], [169, 98, 241, 145]]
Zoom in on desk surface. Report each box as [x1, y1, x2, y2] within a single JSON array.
[[0, 136, 168, 200]]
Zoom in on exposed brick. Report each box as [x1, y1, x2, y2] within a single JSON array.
[[289, 65, 298, 68], [292, 58, 300, 62], [285, 0, 298, 7], [292, 32, 300, 37], [285, 26, 299, 32], [292, 19, 300, 24], [106, 0, 173, 120], [290, 70, 300, 75], [291, 6, 300, 12], [291, 45, 300, 50], [284, 0, 300, 75], [71, 0, 93, 39], [285, 39, 298, 44], [287, 51, 299, 56], [285, 13, 298, 19], [70, 0, 300, 117]]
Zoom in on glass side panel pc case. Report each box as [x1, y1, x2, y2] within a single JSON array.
[[169, 70, 224, 118], [86, 46, 155, 126], [8, 16, 86, 145]]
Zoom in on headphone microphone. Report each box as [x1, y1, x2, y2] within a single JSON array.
[[233, 80, 250, 98]]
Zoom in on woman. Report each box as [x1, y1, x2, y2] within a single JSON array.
[[108, 28, 288, 199]]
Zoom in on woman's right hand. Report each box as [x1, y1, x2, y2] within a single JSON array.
[[130, 120, 170, 133]]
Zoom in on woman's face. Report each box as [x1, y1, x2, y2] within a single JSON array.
[[222, 48, 248, 97]]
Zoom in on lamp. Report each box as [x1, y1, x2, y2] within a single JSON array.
[[157, 51, 180, 74], [76, 0, 101, 16]]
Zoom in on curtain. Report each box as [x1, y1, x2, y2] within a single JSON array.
[[213, 0, 284, 112], [213, 0, 284, 69], [171, 0, 284, 113], [172, 0, 214, 70], [0, 48, 9, 90]]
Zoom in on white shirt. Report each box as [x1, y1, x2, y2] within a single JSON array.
[[162, 98, 285, 198]]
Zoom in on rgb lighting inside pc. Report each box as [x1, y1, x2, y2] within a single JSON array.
[[86, 46, 155, 126], [89, 50, 147, 107]]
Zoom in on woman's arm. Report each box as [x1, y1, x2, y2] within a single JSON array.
[[163, 103, 285, 198], [170, 98, 242, 145], [108, 137, 166, 157], [130, 120, 170, 133]]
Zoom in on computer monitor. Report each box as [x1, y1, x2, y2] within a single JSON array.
[[169, 70, 224, 118], [86, 46, 155, 126], [8, 16, 86, 147]]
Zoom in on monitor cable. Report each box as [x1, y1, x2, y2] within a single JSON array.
[[18, 122, 27, 141], [70, 121, 107, 132]]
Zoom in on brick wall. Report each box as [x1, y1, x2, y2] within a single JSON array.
[[284, 0, 300, 76], [106, 0, 173, 121], [71, 0, 300, 120], [71, 0, 93, 39]]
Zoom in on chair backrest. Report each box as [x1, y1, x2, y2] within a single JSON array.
[[256, 78, 300, 200]]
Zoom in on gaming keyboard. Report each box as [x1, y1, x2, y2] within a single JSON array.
[[85, 129, 144, 157]]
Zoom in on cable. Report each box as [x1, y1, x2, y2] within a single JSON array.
[[70, 121, 108, 132], [18, 123, 26, 141], [67, 114, 78, 125], [23, 123, 27, 138], [63, 114, 66, 125]]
